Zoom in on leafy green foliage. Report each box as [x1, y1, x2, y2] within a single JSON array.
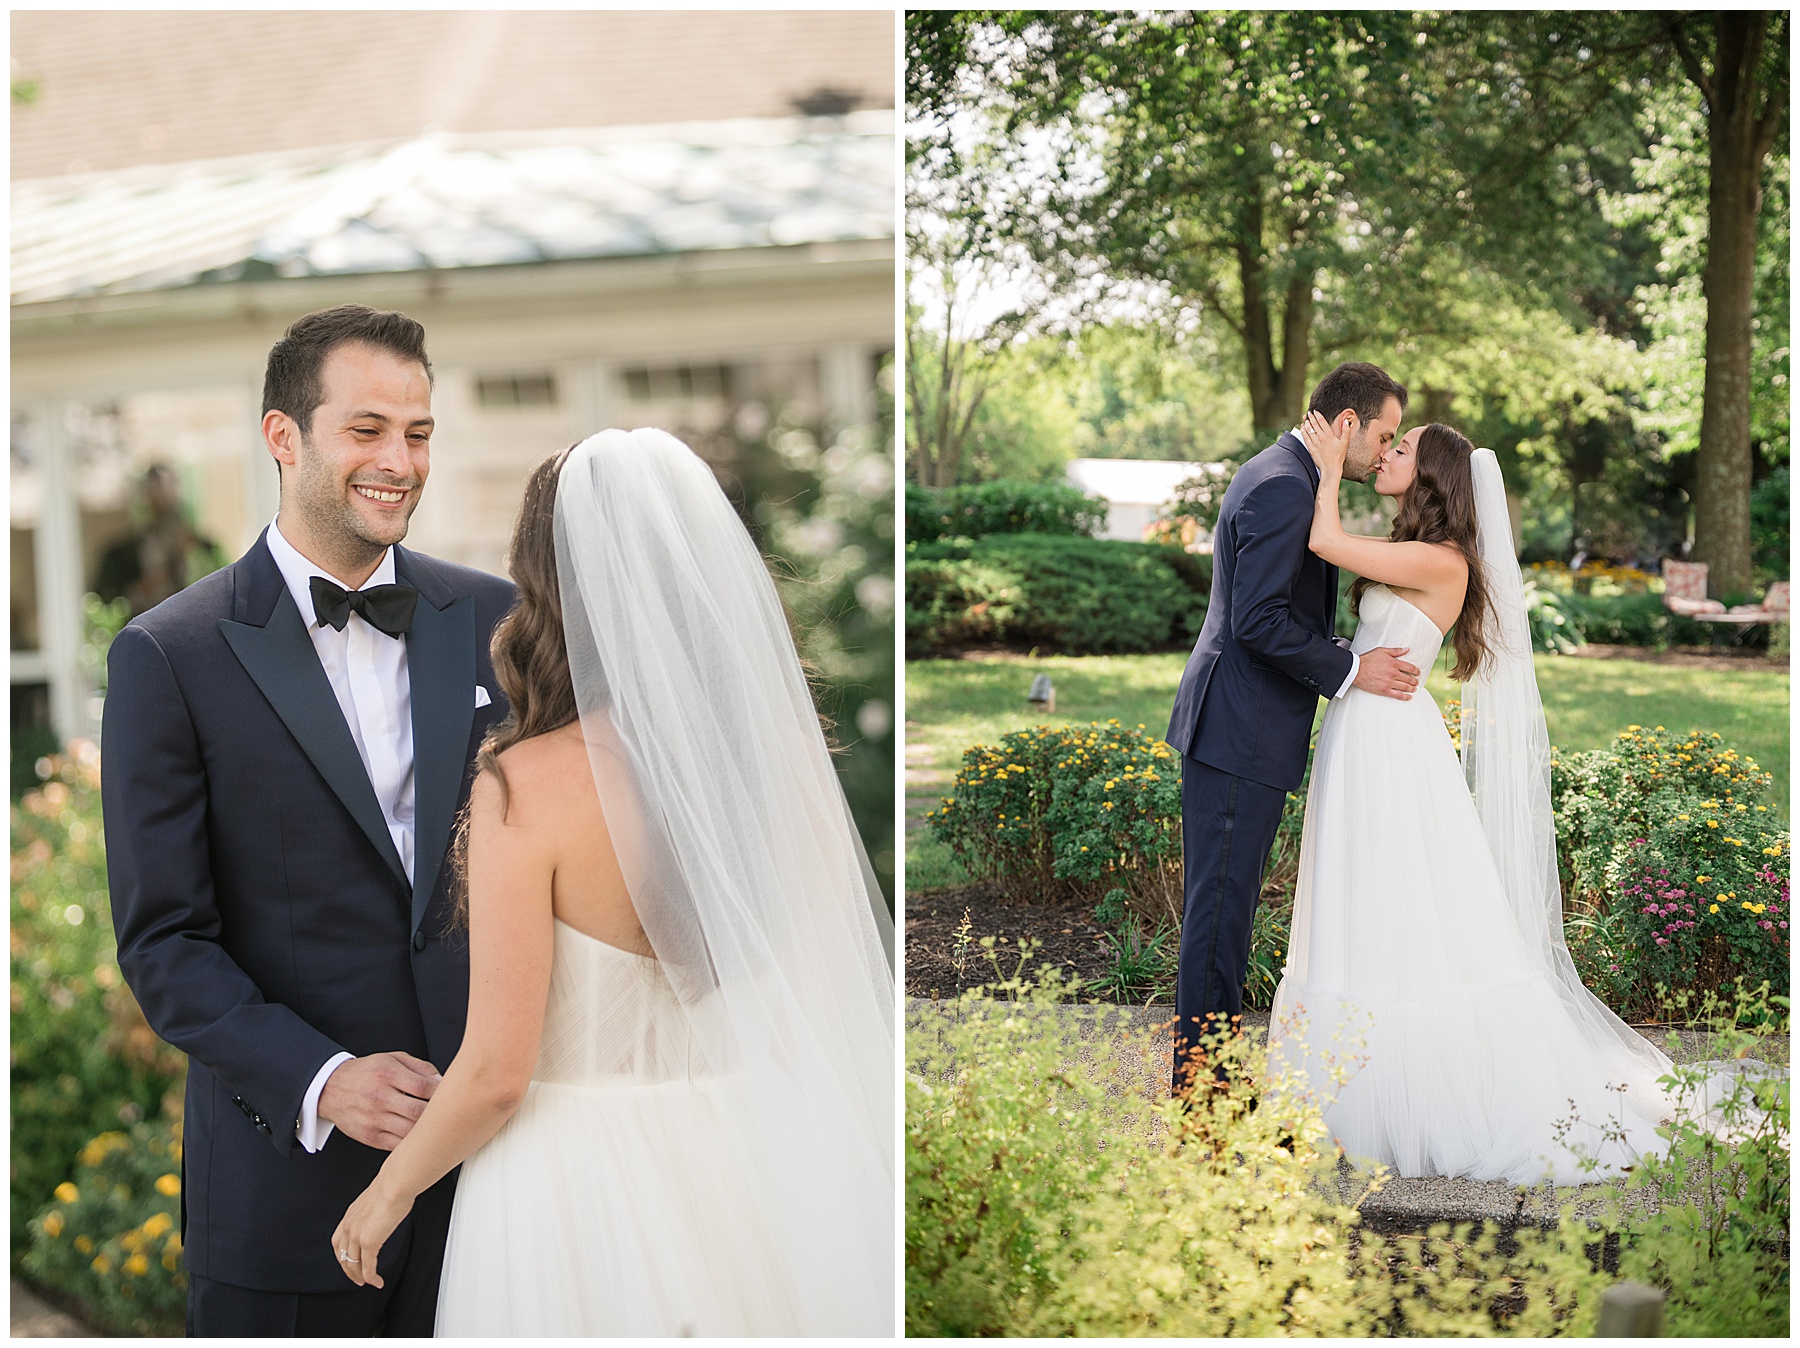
[[11, 751, 185, 1257], [905, 479, 1106, 542], [21, 1121, 185, 1336], [1751, 466, 1789, 586], [908, 961, 1701, 1337], [1555, 727, 1788, 1020], [925, 721, 1182, 920], [1562, 987, 1791, 1336], [739, 377, 897, 902], [906, 535, 1208, 656]]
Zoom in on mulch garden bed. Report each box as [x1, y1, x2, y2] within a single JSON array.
[[1570, 643, 1784, 672], [905, 882, 1127, 1001]]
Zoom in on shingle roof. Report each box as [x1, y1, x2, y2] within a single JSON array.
[[12, 114, 895, 305], [11, 10, 895, 179]]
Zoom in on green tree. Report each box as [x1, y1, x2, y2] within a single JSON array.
[[1660, 12, 1788, 593]]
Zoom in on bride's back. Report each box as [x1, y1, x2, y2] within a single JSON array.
[[489, 722, 650, 957]]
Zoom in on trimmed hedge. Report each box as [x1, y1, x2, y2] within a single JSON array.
[[906, 479, 1107, 543], [906, 534, 1209, 657]]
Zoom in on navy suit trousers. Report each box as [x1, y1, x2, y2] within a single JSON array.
[[185, 1172, 455, 1337], [1173, 755, 1288, 1094]]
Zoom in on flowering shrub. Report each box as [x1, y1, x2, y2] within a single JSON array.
[[1555, 726, 1787, 1021], [1527, 559, 1661, 595], [12, 747, 186, 1252], [21, 1118, 185, 1336], [926, 721, 1185, 926]]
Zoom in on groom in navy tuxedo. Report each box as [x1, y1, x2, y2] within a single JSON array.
[[103, 306, 515, 1335], [1165, 362, 1417, 1096]]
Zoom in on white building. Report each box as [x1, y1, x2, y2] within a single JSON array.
[[1064, 457, 1228, 544], [10, 12, 894, 748]]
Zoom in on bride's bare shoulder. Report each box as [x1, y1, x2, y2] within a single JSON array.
[[472, 723, 601, 827]]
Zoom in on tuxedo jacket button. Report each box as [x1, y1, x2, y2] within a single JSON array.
[[413, 930, 427, 952]]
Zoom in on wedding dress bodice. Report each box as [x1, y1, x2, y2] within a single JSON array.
[[532, 919, 706, 1086], [1349, 584, 1447, 662]]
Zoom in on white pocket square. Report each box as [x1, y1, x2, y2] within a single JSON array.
[[475, 685, 492, 709]]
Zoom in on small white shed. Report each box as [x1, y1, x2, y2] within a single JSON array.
[[1064, 457, 1230, 545]]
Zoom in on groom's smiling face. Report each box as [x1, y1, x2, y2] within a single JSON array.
[[274, 341, 434, 581]]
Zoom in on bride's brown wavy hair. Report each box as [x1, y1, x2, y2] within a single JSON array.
[[448, 447, 579, 928], [1349, 423, 1494, 682]]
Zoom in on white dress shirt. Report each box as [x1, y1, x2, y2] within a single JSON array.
[[265, 518, 418, 1153]]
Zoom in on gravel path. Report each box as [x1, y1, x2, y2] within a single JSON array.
[[10, 1280, 93, 1338]]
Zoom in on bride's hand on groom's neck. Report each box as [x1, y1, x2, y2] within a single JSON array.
[[1300, 410, 1350, 478]]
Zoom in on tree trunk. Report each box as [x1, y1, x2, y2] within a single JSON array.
[[1273, 270, 1314, 430], [1674, 12, 1785, 597], [1234, 193, 1315, 436]]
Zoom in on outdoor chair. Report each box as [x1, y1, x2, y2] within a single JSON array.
[[1660, 560, 1789, 641]]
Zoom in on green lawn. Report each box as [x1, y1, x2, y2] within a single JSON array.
[[905, 649, 1789, 892]]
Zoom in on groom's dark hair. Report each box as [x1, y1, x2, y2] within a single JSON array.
[[262, 304, 434, 437], [1307, 361, 1408, 427]]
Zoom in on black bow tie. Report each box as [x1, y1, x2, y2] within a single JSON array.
[[309, 575, 419, 638]]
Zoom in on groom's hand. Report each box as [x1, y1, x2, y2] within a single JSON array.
[[1353, 646, 1420, 700], [318, 1051, 442, 1151]]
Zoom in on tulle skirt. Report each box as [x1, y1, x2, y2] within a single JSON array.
[[1268, 682, 1676, 1185], [435, 1075, 800, 1336]]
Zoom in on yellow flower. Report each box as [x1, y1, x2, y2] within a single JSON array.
[[1709, 904, 1720, 914], [123, 1252, 149, 1277], [74, 1235, 93, 1254], [142, 1211, 173, 1239], [120, 1230, 142, 1251], [1742, 902, 1756, 910], [42, 1212, 63, 1239], [91, 1255, 112, 1275], [54, 1183, 78, 1205], [163, 1249, 180, 1272], [1697, 875, 1710, 883], [1706, 820, 1719, 829], [1677, 814, 1690, 821]]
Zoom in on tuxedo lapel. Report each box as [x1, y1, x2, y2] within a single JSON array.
[[400, 555, 477, 936], [219, 583, 409, 887], [1275, 433, 1339, 635]]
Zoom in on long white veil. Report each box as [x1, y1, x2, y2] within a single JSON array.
[[1460, 451, 1690, 1084], [554, 428, 894, 1334]]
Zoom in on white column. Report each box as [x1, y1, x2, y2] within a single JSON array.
[[820, 343, 875, 432], [564, 358, 617, 439], [33, 403, 90, 744]]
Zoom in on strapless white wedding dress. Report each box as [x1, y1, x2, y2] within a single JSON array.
[[1268, 585, 1678, 1185], [435, 920, 800, 1335]]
